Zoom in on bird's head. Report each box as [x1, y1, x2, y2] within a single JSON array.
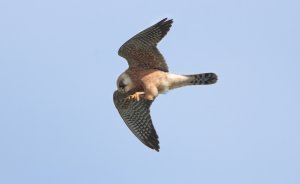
[[117, 72, 134, 93]]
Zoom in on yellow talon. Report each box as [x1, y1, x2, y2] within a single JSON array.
[[127, 92, 145, 101]]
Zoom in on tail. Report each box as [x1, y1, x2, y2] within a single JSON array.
[[186, 73, 218, 85], [166, 73, 218, 91]]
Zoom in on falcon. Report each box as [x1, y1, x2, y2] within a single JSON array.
[[113, 18, 217, 151]]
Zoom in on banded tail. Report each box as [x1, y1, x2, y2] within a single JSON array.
[[187, 73, 218, 85], [167, 72, 218, 91]]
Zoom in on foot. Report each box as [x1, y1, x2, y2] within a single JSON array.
[[126, 92, 145, 101]]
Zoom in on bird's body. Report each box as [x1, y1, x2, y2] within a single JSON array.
[[113, 18, 218, 151], [118, 69, 217, 100]]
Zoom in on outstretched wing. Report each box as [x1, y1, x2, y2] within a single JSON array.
[[113, 90, 159, 151], [118, 18, 173, 72]]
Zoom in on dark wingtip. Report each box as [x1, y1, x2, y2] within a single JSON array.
[[160, 17, 173, 22], [159, 18, 173, 26], [144, 142, 160, 152], [146, 136, 160, 152], [160, 17, 168, 22], [152, 142, 160, 152], [155, 18, 173, 38], [150, 144, 160, 152]]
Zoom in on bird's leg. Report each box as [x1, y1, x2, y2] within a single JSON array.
[[144, 85, 158, 101], [127, 92, 145, 101], [144, 93, 155, 101]]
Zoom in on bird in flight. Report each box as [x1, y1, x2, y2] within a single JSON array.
[[113, 18, 217, 152]]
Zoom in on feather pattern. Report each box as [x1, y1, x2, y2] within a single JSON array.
[[118, 18, 173, 72], [113, 90, 160, 151]]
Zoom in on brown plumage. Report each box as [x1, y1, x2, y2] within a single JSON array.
[[113, 18, 218, 151], [118, 18, 172, 72]]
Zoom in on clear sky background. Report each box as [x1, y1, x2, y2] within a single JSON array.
[[0, 0, 299, 183]]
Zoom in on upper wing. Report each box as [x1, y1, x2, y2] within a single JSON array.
[[118, 18, 173, 72], [113, 90, 160, 151]]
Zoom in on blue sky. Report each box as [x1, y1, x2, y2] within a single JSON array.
[[0, 0, 299, 183]]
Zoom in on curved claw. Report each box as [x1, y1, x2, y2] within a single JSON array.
[[126, 92, 145, 101]]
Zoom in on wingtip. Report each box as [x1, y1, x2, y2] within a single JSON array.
[[147, 141, 160, 152], [152, 143, 160, 152], [144, 138, 160, 152], [158, 18, 173, 25], [153, 143, 160, 152], [154, 18, 173, 38]]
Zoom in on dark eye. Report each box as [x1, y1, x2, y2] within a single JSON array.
[[118, 81, 126, 89]]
